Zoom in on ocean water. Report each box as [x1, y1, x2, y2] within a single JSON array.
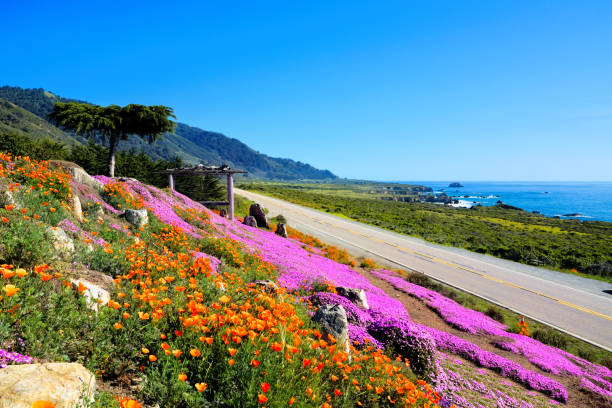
[[396, 181, 612, 222]]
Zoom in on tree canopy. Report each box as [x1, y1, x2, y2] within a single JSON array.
[[49, 102, 176, 177]]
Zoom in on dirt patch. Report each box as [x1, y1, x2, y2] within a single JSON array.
[[356, 268, 609, 408]]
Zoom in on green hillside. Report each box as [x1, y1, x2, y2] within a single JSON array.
[[0, 86, 336, 180]]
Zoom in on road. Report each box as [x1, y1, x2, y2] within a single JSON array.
[[235, 188, 612, 350]]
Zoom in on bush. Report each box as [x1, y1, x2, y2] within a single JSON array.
[[0, 215, 53, 267], [532, 328, 568, 349], [369, 318, 438, 380], [485, 307, 506, 324], [274, 214, 287, 224]]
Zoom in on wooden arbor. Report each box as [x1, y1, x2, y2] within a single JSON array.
[[157, 164, 247, 220]]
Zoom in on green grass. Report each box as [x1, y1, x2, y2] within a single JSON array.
[[238, 182, 612, 282]]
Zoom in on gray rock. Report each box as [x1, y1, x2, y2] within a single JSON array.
[[219, 209, 227, 218], [124, 209, 148, 227], [0, 187, 17, 208], [313, 304, 349, 353], [70, 278, 110, 311], [48, 227, 75, 258], [336, 286, 369, 310], [252, 279, 279, 293], [49, 160, 104, 192], [275, 223, 288, 238], [242, 215, 257, 227], [249, 203, 268, 228]]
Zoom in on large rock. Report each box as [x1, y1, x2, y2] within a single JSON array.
[[0, 362, 95, 408], [71, 195, 83, 222], [336, 286, 369, 310], [313, 304, 349, 354], [70, 277, 111, 311], [124, 209, 148, 227], [48, 227, 75, 258], [249, 204, 268, 228], [48, 161, 104, 192], [251, 279, 279, 294], [0, 187, 17, 208], [242, 215, 257, 227], [275, 223, 288, 238]]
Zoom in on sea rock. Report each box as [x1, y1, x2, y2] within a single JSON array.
[[249, 204, 268, 228], [448, 182, 464, 188], [313, 304, 349, 354], [124, 209, 148, 227], [48, 227, 75, 257], [251, 279, 279, 294], [0, 362, 96, 408], [72, 195, 83, 222], [219, 209, 227, 218], [49, 160, 104, 192], [242, 216, 257, 227], [336, 286, 369, 310], [275, 223, 288, 238]]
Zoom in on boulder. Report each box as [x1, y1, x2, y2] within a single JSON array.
[[0, 187, 17, 208], [124, 209, 148, 227], [71, 195, 83, 222], [275, 223, 288, 238], [48, 227, 75, 258], [336, 286, 369, 310], [312, 304, 349, 354], [70, 278, 111, 311], [242, 215, 257, 227], [219, 209, 227, 218], [0, 362, 95, 408], [48, 161, 104, 192], [249, 204, 268, 228], [251, 280, 279, 294]]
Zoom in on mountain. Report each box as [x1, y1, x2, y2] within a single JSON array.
[[0, 86, 336, 180]]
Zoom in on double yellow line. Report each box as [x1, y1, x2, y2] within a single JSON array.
[[259, 194, 612, 322]]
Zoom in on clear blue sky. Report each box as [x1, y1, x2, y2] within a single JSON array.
[[3, 1, 612, 181]]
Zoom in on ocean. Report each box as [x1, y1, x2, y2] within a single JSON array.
[[396, 181, 612, 222]]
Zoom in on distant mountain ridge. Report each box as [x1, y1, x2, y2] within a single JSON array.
[[0, 86, 336, 180]]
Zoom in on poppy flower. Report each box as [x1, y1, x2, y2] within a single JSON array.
[[32, 401, 56, 408], [195, 382, 207, 392], [190, 349, 201, 357], [3, 284, 19, 297], [148, 355, 157, 362], [258, 394, 268, 404], [178, 373, 187, 381]]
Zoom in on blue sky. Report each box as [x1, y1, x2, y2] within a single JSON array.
[[3, 1, 612, 180]]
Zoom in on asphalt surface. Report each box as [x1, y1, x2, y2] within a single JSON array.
[[236, 188, 612, 350]]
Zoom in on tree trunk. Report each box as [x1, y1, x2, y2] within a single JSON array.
[[107, 135, 118, 177]]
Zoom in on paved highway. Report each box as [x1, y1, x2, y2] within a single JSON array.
[[236, 188, 612, 350]]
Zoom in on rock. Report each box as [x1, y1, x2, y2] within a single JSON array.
[[249, 204, 268, 228], [252, 280, 279, 293], [70, 278, 111, 311], [94, 206, 104, 221], [0, 187, 17, 208], [48, 227, 75, 258], [242, 215, 257, 227], [336, 287, 369, 310], [48, 161, 104, 192], [0, 362, 95, 408], [72, 195, 83, 222], [124, 209, 148, 227], [275, 223, 288, 238], [219, 209, 227, 218], [312, 304, 349, 354], [448, 182, 464, 188]]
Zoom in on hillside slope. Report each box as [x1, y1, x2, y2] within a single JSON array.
[[0, 86, 336, 179]]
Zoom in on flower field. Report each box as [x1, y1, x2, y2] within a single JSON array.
[[1, 154, 610, 407]]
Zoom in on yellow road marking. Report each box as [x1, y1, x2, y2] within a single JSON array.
[[243, 192, 612, 321]]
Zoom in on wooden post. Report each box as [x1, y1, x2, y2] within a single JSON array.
[[168, 174, 175, 191], [227, 173, 234, 220]]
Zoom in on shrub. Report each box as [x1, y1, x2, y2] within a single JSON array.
[[485, 307, 505, 324], [369, 318, 438, 380], [530, 328, 568, 349], [0, 215, 53, 267], [274, 214, 287, 224]]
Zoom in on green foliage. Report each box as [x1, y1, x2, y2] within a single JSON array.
[[0, 130, 70, 161], [243, 183, 612, 280], [531, 328, 568, 349], [0, 212, 53, 267]]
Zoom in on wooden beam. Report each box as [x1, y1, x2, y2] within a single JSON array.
[[168, 174, 175, 190], [227, 173, 234, 220], [198, 201, 230, 206]]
